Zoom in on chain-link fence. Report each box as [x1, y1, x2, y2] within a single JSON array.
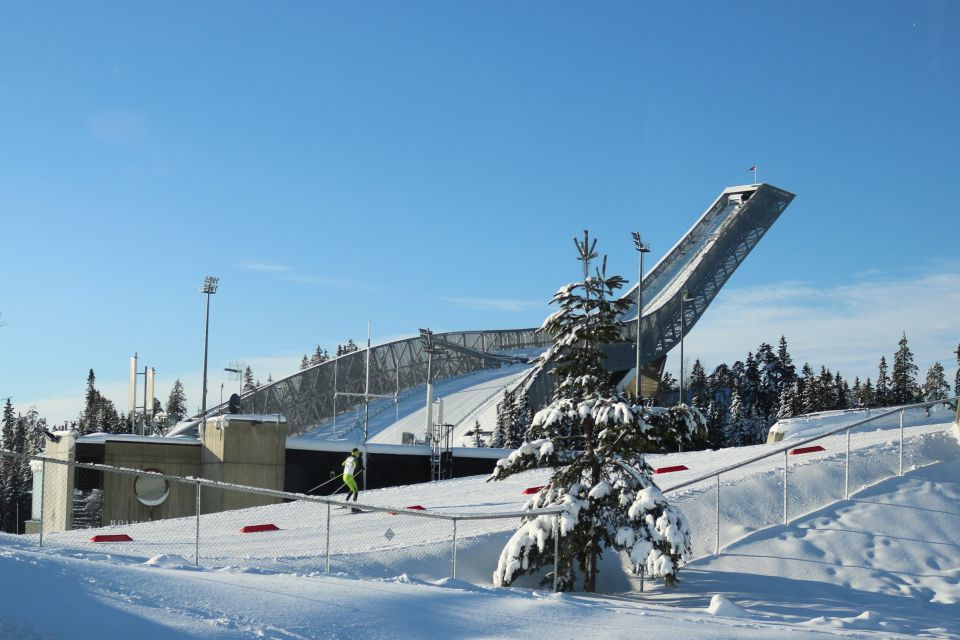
[[1, 399, 956, 595], [664, 399, 959, 563], [0, 450, 562, 590]]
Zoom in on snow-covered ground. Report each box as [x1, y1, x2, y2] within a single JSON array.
[[767, 402, 957, 441], [3, 418, 958, 638]]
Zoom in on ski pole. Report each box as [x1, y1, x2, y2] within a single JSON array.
[[307, 473, 343, 494]]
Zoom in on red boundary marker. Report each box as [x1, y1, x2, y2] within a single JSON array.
[[90, 534, 133, 542], [240, 524, 279, 534], [522, 485, 545, 495], [790, 445, 826, 456], [654, 465, 689, 474], [390, 505, 427, 515]]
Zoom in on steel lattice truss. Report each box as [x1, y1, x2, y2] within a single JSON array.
[[614, 183, 796, 368], [192, 329, 548, 437], [174, 183, 794, 438]]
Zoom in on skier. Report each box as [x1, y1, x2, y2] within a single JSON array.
[[342, 447, 362, 503]]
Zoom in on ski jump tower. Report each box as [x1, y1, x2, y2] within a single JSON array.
[[171, 182, 795, 437]]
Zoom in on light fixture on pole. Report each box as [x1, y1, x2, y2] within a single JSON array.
[[200, 276, 219, 433], [632, 232, 651, 403], [224, 367, 242, 398], [679, 289, 693, 406]]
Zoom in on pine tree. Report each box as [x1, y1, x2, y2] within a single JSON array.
[[726, 391, 747, 446], [851, 377, 863, 408], [775, 336, 796, 393], [0, 399, 17, 532], [508, 389, 533, 447], [243, 366, 256, 393], [834, 372, 849, 410], [800, 364, 816, 414], [891, 333, 919, 405], [166, 379, 188, 424], [688, 360, 710, 413], [489, 232, 693, 592], [816, 366, 835, 411], [777, 384, 795, 420], [860, 377, 876, 408], [955, 344, 960, 400], [876, 357, 891, 407], [300, 355, 310, 370], [471, 419, 486, 448], [922, 363, 951, 401], [495, 389, 516, 448], [706, 400, 726, 449]]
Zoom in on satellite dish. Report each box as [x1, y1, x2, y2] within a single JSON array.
[[134, 469, 170, 508]]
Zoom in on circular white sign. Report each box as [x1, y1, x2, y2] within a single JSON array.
[[135, 469, 170, 507]]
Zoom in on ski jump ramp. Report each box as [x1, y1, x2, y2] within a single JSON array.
[[170, 183, 795, 439]]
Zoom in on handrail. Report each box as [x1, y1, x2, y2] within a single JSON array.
[[663, 396, 959, 495], [3, 449, 563, 523]]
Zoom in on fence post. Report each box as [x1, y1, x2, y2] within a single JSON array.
[[325, 502, 331, 573], [194, 479, 201, 565], [451, 519, 458, 579], [844, 429, 851, 499], [553, 513, 560, 592], [715, 473, 720, 555], [39, 458, 46, 548], [783, 450, 788, 524], [898, 409, 904, 476]]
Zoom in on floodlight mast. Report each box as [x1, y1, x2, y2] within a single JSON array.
[[679, 289, 693, 405], [200, 276, 219, 434], [419, 328, 444, 440], [632, 232, 651, 402]]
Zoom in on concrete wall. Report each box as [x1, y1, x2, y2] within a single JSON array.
[[102, 441, 201, 525], [201, 416, 286, 514], [40, 432, 76, 534]]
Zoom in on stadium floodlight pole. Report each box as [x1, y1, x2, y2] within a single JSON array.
[[420, 328, 444, 441], [679, 289, 693, 405], [632, 232, 651, 403], [224, 367, 242, 399], [199, 276, 219, 435]]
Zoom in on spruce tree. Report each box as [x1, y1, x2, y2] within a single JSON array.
[[243, 366, 256, 393], [777, 384, 795, 420], [471, 419, 486, 448], [891, 333, 919, 405], [489, 232, 693, 592], [876, 357, 891, 407], [508, 389, 532, 447], [300, 355, 310, 370], [860, 377, 876, 408], [166, 380, 188, 424], [922, 363, 950, 401], [955, 344, 960, 399], [726, 391, 746, 446], [688, 360, 710, 413]]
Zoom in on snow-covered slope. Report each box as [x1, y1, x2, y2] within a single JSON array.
[[3, 420, 959, 638], [290, 363, 533, 446]]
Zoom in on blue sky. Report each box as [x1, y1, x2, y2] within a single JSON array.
[[1, 1, 958, 423]]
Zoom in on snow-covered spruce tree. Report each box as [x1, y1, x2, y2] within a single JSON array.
[[891, 333, 919, 405], [166, 379, 188, 425], [922, 363, 950, 401], [472, 419, 486, 448], [488, 231, 695, 592]]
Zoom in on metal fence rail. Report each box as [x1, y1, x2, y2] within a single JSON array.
[[663, 398, 959, 561], [1, 450, 563, 591]]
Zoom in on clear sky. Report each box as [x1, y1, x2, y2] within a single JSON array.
[[1, 1, 958, 424]]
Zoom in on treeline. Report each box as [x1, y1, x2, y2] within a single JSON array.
[[0, 399, 47, 532], [683, 334, 957, 448], [298, 340, 360, 371]]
